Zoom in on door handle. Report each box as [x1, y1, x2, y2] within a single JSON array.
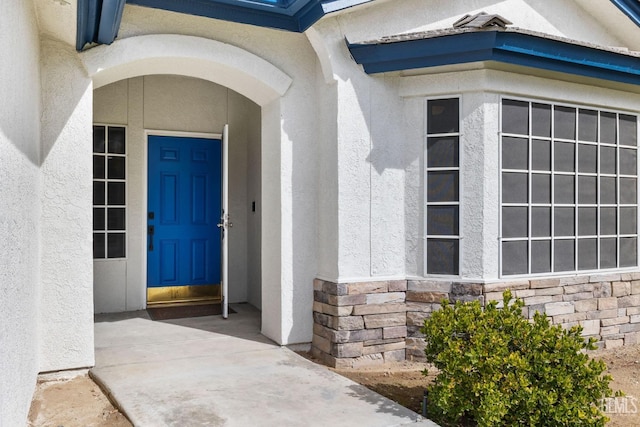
[[148, 225, 155, 251], [217, 214, 232, 240], [217, 214, 232, 229]]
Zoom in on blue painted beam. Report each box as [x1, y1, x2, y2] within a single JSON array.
[[98, 0, 127, 44], [126, 0, 301, 31], [347, 31, 640, 86], [76, 0, 373, 50], [610, 0, 640, 27], [77, 0, 127, 50], [125, 0, 331, 32], [76, 0, 100, 51]]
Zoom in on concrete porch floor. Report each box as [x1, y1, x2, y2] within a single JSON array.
[[93, 303, 437, 427]]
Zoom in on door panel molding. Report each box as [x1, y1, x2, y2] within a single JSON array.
[[145, 130, 223, 305]]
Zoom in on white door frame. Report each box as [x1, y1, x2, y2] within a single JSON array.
[[141, 129, 223, 308]]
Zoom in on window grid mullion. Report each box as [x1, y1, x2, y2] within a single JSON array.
[[103, 146, 109, 258], [528, 103, 533, 274], [501, 99, 638, 276], [616, 113, 621, 268], [597, 111, 601, 269], [575, 105, 579, 272], [93, 124, 127, 260], [550, 105, 556, 273], [637, 114, 640, 269]]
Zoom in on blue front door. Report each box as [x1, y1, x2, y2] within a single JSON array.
[[147, 136, 222, 291]]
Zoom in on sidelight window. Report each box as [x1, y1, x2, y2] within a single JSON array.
[[425, 98, 460, 275], [93, 125, 126, 259]]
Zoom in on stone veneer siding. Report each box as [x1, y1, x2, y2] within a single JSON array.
[[311, 273, 640, 368]]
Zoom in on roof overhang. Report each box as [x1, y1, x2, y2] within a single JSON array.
[[347, 29, 640, 86], [76, 0, 373, 51]]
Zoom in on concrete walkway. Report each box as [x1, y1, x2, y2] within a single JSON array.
[[93, 304, 437, 427]]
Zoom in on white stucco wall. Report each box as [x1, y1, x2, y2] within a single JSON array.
[[0, 2, 41, 424], [312, 0, 638, 283], [38, 38, 95, 372], [0, 5, 635, 425], [31, 0, 636, 359], [93, 76, 263, 312], [314, 60, 339, 281], [333, 0, 624, 49], [311, 15, 410, 282], [246, 105, 262, 309], [399, 68, 640, 280]]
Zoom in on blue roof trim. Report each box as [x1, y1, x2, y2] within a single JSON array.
[[610, 0, 640, 27], [127, 0, 304, 31], [98, 0, 127, 44], [77, 0, 127, 50], [76, 0, 99, 50], [347, 31, 640, 86], [77, 0, 372, 50], [125, 0, 331, 32]]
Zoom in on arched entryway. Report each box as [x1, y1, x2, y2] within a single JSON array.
[[82, 34, 292, 341]]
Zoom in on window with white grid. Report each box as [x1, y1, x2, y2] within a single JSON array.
[[500, 99, 638, 276], [93, 125, 126, 259], [425, 98, 460, 275]]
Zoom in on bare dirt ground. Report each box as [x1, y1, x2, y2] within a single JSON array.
[[27, 345, 639, 426], [28, 374, 131, 427], [329, 344, 640, 426]]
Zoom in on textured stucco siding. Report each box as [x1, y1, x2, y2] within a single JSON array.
[[0, 1, 41, 425], [335, 0, 622, 47], [313, 0, 633, 286], [38, 38, 95, 372], [400, 68, 640, 280], [0, 2, 636, 425]]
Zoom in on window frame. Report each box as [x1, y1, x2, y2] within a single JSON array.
[[423, 95, 463, 277], [498, 96, 639, 278], [93, 123, 128, 260]]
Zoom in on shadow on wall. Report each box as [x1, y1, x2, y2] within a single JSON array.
[[278, 37, 323, 345], [335, 0, 503, 175], [40, 38, 92, 165]]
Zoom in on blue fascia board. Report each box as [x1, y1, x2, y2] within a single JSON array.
[[125, 0, 328, 32], [296, 1, 326, 31], [495, 32, 640, 83], [76, 0, 101, 50], [349, 32, 497, 72], [77, 0, 127, 49], [610, 0, 640, 27], [77, 0, 323, 49], [348, 31, 640, 86], [98, 0, 127, 44], [126, 0, 300, 31]]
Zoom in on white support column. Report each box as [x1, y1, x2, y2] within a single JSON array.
[[39, 39, 95, 372]]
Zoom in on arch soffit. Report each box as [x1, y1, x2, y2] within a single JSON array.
[[81, 34, 293, 106]]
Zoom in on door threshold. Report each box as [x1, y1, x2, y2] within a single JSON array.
[[147, 298, 223, 308], [147, 284, 221, 306]]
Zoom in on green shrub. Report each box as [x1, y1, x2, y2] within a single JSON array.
[[421, 290, 615, 427]]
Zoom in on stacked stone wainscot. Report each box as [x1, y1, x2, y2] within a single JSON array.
[[311, 273, 640, 367], [312, 279, 408, 368]]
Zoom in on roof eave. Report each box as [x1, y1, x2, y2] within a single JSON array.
[[348, 30, 640, 86], [76, 0, 374, 51]]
